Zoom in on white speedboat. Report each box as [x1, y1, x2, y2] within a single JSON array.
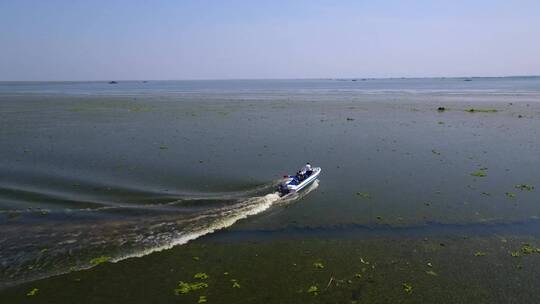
[[277, 165, 321, 197]]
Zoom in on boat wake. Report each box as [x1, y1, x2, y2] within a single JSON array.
[[0, 179, 318, 289], [117, 191, 282, 260]]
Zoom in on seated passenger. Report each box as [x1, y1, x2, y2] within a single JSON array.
[[301, 163, 313, 175]]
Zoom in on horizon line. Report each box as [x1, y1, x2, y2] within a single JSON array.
[[1, 74, 539, 83]]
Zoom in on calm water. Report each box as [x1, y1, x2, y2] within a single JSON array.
[[1, 78, 539, 301]]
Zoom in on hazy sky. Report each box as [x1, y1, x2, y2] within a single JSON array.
[[1, 0, 540, 80]]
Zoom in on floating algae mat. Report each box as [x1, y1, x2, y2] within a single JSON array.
[[1, 79, 540, 303], [465, 108, 499, 113], [470, 169, 487, 177], [4, 237, 540, 303], [89, 256, 111, 266]]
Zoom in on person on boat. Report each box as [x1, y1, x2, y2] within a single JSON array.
[[296, 170, 304, 181], [301, 163, 313, 175]]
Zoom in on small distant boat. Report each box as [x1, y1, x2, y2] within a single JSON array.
[[277, 164, 322, 197]]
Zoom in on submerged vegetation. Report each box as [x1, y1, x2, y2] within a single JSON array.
[[173, 271, 240, 297], [231, 279, 241, 288], [7, 235, 540, 303], [515, 184, 534, 191], [505, 192, 516, 199], [402, 283, 413, 294], [174, 281, 208, 295], [465, 108, 498, 113], [175, 271, 210, 295], [520, 244, 540, 255], [89, 256, 111, 266], [194, 272, 209, 280], [470, 170, 487, 177], [26, 288, 38, 296], [307, 285, 319, 295], [356, 192, 372, 199], [70, 100, 153, 113], [509, 244, 540, 257]]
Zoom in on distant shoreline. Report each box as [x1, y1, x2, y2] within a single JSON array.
[[1, 75, 539, 83]]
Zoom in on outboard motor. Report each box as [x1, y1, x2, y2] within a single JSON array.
[[278, 183, 289, 196]]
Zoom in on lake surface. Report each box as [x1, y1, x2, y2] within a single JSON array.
[[1, 78, 539, 303]]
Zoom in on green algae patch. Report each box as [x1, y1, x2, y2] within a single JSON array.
[[402, 283, 413, 294], [520, 244, 540, 255], [465, 108, 498, 113], [129, 105, 153, 112], [174, 281, 208, 295], [515, 184, 534, 191], [470, 170, 487, 177], [89, 256, 111, 266], [505, 192, 516, 199], [198, 295, 207, 303], [307, 285, 319, 295], [509, 244, 540, 257], [26, 288, 39, 296], [313, 262, 324, 269], [69, 100, 153, 113], [356, 192, 371, 199], [194, 272, 209, 280], [7, 236, 540, 303]]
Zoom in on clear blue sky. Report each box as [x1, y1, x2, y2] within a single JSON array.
[[1, 0, 539, 80]]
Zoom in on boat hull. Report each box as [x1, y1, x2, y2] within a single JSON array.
[[279, 167, 321, 196]]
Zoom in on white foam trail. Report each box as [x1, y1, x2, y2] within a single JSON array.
[[116, 180, 320, 262], [112, 192, 281, 262], [0, 181, 319, 289]]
